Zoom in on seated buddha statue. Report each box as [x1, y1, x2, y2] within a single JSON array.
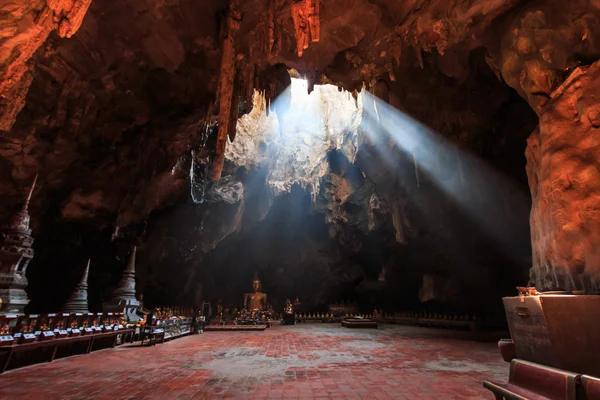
[[284, 299, 293, 315], [244, 273, 267, 311]]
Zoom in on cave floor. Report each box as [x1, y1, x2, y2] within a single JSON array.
[[0, 324, 507, 399]]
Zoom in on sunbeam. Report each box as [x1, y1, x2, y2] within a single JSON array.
[[360, 91, 531, 260], [228, 78, 360, 203]]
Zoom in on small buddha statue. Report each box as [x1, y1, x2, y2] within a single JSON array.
[[243, 273, 268, 311], [217, 299, 224, 321], [284, 299, 293, 315]]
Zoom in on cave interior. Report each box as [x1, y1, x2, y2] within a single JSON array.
[[2, 0, 600, 320]]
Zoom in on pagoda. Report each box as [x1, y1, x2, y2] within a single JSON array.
[[0, 175, 37, 314], [61, 259, 90, 313], [103, 246, 140, 312]]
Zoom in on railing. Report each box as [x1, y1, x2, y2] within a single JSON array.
[[293, 310, 507, 331], [143, 306, 199, 342], [0, 312, 136, 373]]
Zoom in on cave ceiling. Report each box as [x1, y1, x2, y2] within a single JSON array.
[[0, 0, 541, 223], [2, 0, 600, 309]]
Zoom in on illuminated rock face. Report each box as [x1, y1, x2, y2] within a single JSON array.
[[227, 80, 360, 206], [485, 3, 600, 291], [526, 63, 600, 292], [0, 0, 92, 132], [485, 3, 600, 116]]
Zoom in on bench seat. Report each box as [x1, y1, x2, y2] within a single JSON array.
[[483, 381, 558, 400], [0, 329, 134, 373], [581, 375, 600, 400], [483, 359, 579, 400]]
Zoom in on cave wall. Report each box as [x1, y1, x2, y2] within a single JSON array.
[[484, 1, 600, 290], [3, 0, 600, 312], [0, 0, 92, 132], [526, 63, 600, 292]]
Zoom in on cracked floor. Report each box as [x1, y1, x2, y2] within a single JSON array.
[[0, 324, 506, 399]]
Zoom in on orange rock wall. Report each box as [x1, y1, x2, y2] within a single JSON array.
[[0, 0, 91, 132], [526, 63, 600, 291], [291, 0, 319, 57], [212, 0, 241, 181]]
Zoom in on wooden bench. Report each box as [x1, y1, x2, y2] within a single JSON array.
[[483, 359, 580, 400], [0, 328, 135, 373], [498, 339, 516, 363], [580, 375, 600, 400]]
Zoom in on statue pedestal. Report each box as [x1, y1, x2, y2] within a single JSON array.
[[0, 287, 29, 315], [341, 317, 378, 329], [103, 298, 140, 313], [503, 294, 600, 376]]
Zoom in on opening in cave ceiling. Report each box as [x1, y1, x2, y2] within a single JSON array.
[[226, 77, 361, 204], [222, 75, 529, 265]]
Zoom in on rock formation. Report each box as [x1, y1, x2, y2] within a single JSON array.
[[0, 0, 92, 131], [526, 63, 600, 292], [1, 0, 600, 310], [291, 0, 320, 57], [213, 0, 242, 181], [484, 2, 600, 290]]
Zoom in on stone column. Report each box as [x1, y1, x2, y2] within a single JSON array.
[[526, 64, 600, 291], [484, 3, 600, 291]]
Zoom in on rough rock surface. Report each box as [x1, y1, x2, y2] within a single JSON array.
[[485, 1, 600, 115], [0, 0, 92, 131], [526, 63, 600, 292], [229, 81, 359, 201], [2, 0, 600, 310]]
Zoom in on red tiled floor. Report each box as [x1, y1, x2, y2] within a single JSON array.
[[0, 324, 506, 399]]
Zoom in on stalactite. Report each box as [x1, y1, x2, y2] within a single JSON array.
[[456, 148, 465, 185], [0, 0, 92, 131], [307, 0, 320, 42], [111, 225, 120, 241], [413, 44, 424, 69], [412, 150, 420, 188], [245, 65, 255, 113], [228, 76, 241, 142], [267, 0, 278, 59], [373, 95, 380, 125], [212, 0, 241, 181], [190, 148, 198, 201], [212, 0, 242, 181], [391, 203, 406, 244], [291, 0, 320, 57]]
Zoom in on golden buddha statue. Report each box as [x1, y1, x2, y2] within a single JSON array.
[[244, 273, 267, 311], [284, 299, 293, 315]]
